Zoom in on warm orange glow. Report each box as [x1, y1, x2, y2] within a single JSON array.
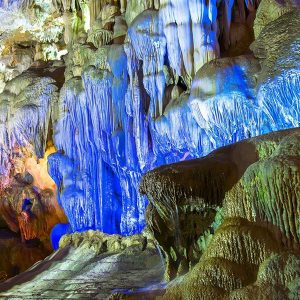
[[24, 145, 68, 225], [24, 146, 57, 191]]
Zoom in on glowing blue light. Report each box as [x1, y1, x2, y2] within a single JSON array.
[[50, 223, 72, 250], [47, 9, 300, 250]]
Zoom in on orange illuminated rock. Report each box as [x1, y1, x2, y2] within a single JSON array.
[[0, 143, 66, 250]]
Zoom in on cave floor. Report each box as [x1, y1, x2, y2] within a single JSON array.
[[0, 246, 164, 299]]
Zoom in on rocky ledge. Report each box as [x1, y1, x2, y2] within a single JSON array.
[[141, 128, 300, 299], [0, 231, 165, 299]]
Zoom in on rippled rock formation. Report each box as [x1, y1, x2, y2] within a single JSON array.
[[141, 128, 300, 298]]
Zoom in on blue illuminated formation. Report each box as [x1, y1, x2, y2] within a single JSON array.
[[47, 5, 300, 247], [50, 223, 72, 250], [0, 0, 21, 9], [22, 198, 33, 212], [49, 60, 300, 245]]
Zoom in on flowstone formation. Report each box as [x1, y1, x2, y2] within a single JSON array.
[[0, 0, 299, 296], [0, 62, 67, 279], [49, 0, 299, 241], [141, 128, 300, 299]]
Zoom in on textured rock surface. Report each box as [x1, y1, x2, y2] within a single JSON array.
[[0, 229, 49, 282], [141, 128, 300, 298], [141, 128, 299, 279], [253, 0, 300, 37], [0, 232, 165, 300], [0, 61, 66, 277]]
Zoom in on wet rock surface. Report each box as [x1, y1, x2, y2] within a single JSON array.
[[0, 233, 165, 300]]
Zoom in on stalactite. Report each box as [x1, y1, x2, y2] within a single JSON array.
[[128, 9, 166, 117]]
